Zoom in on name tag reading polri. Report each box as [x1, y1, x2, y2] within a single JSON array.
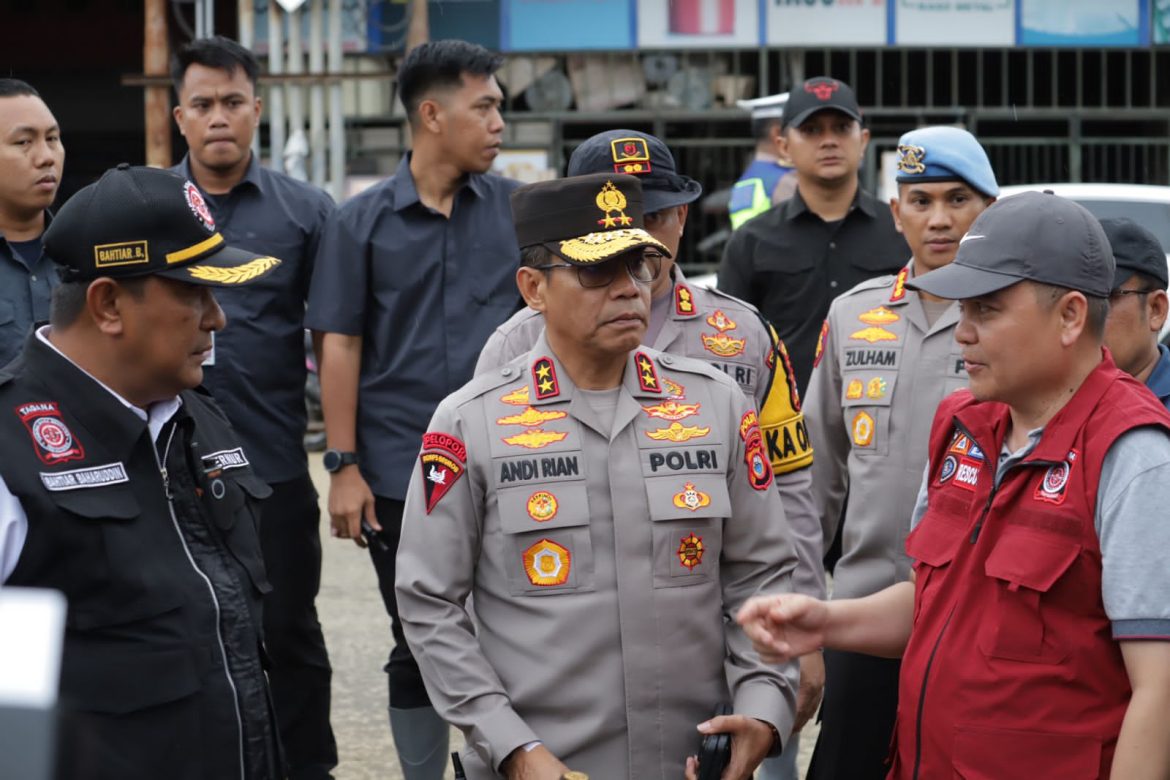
[[39, 462, 129, 492]]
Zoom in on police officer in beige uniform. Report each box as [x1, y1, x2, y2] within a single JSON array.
[[397, 173, 799, 780], [801, 127, 998, 779], [475, 131, 825, 777]]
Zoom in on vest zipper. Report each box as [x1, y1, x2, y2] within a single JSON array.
[[154, 422, 246, 780], [912, 605, 955, 780]]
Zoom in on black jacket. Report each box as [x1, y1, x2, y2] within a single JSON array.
[[0, 334, 280, 780]]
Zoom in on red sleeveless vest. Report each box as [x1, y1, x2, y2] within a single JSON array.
[[892, 353, 1170, 780]]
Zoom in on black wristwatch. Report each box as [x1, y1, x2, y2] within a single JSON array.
[[323, 449, 359, 473]]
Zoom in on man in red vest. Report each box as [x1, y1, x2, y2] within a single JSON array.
[[737, 191, 1170, 779]]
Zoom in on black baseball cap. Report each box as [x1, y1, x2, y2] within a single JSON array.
[[511, 173, 670, 266], [781, 77, 862, 128], [906, 191, 1114, 300], [45, 164, 281, 287], [1099, 217, 1168, 290], [567, 129, 702, 214]]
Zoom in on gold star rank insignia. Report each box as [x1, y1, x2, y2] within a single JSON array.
[[635, 351, 661, 393], [675, 283, 695, 315], [531, 356, 560, 400]]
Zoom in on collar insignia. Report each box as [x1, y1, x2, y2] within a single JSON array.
[[636, 351, 661, 393], [889, 267, 909, 302], [675, 283, 696, 315], [532, 357, 560, 400]]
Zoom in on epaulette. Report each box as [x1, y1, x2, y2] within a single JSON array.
[[835, 273, 899, 300], [450, 355, 529, 409], [652, 347, 736, 385]]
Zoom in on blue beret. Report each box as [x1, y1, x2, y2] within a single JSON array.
[[894, 126, 999, 197]]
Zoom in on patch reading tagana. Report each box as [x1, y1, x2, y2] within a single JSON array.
[[17, 402, 84, 466]]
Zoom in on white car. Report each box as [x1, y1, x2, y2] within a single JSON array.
[[999, 183, 1170, 339], [997, 183, 1170, 262]]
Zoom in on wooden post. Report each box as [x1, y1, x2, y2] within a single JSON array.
[[144, 0, 171, 167]]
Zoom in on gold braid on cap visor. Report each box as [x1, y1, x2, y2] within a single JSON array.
[[557, 228, 668, 264]]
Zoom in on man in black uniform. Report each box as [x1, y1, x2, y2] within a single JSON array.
[[0, 78, 64, 366], [719, 77, 907, 395], [171, 36, 338, 779], [0, 164, 284, 780], [306, 39, 520, 779]]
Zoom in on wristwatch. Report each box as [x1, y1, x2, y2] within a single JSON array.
[[323, 449, 359, 473]]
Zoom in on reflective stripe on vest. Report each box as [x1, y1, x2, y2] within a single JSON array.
[[729, 178, 771, 230]]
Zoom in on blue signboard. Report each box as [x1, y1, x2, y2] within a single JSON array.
[[503, 0, 634, 51], [1017, 0, 1149, 47]]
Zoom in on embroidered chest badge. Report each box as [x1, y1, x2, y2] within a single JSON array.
[[17, 402, 85, 465], [527, 490, 559, 522], [706, 310, 737, 332], [642, 400, 701, 421], [673, 482, 711, 512], [522, 539, 571, 586], [677, 532, 705, 570], [701, 333, 747, 357], [1035, 449, 1078, 505]]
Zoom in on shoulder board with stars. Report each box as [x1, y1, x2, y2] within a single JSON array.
[[532, 356, 560, 400], [675, 283, 697, 316], [636, 351, 662, 393]]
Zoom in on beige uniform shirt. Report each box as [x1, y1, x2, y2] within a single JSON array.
[[397, 333, 799, 779], [475, 270, 824, 598], [804, 265, 968, 599]]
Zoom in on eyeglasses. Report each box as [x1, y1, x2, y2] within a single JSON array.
[[535, 251, 664, 289], [1109, 287, 1156, 301]]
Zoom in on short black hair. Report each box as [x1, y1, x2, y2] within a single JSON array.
[[398, 39, 503, 122], [172, 35, 260, 95], [50, 278, 148, 328], [751, 116, 781, 143], [1034, 283, 1109, 340], [0, 78, 40, 99], [519, 244, 551, 269]]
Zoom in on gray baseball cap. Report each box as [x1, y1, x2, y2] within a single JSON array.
[[906, 190, 1114, 300]]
